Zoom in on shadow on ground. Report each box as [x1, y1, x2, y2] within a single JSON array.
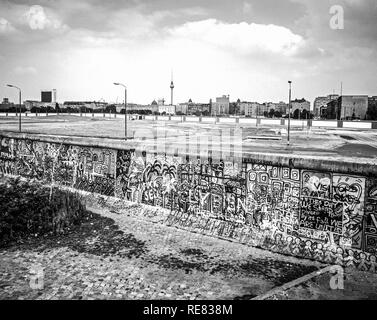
[[2, 211, 319, 299]]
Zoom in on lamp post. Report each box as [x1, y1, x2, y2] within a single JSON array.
[[6, 84, 22, 132], [113, 82, 127, 139], [287, 81, 292, 146]]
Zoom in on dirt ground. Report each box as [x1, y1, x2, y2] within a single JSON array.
[[0, 197, 322, 300]]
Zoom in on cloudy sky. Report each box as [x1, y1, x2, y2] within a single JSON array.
[[0, 0, 376, 106]]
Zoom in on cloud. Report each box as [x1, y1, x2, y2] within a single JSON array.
[[0, 18, 15, 33], [14, 66, 37, 75], [168, 19, 305, 56], [23, 5, 66, 31]]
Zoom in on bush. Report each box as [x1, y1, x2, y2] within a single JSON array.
[[0, 177, 86, 246]]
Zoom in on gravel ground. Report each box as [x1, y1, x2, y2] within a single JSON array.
[[0, 199, 322, 300]]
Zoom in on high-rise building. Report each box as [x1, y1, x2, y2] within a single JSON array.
[[41, 91, 52, 103], [53, 89, 57, 105]]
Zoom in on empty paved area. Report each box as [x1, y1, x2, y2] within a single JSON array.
[[0, 197, 322, 300], [1, 115, 377, 163]]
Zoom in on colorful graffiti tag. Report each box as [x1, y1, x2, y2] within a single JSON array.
[[1, 135, 377, 273]]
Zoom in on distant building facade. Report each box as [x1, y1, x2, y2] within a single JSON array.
[[265, 102, 288, 115], [176, 103, 188, 115], [112, 101, 159, 114], [242, 102, 287, 117], [154, 98, 175, 114], [41, 91, 52, 103], [0, 98, 14, 111], [24, 100, 56, 111], [158, 104, 176, 114], [290, 98, 310, 115], [367, 96, 377, 120], [239, 102, 252, 116], [313, 94, 339, 118], [62, 101, 108, 111], [211, 95, 230, 116], [176, 99, 210, 115], [326, 95, 368, 120], [243, 102, 262, 117], [41, 89, 57, 104]]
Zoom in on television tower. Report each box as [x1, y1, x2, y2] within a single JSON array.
[[170, 70, 174, 106]]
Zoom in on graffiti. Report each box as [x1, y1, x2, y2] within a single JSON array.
[[114, 149, 134, 199], [333, 175, 365, 249], [173, 158, 246, 222], [0, 138, 15, 175], [300, 171, 341, 234], [0, 137, 13, 159], [246, 164, 300, 234], [364, 179, 377, 254], [1, 134, 377, 273], [300, 197, 342, 233], [299, 172, 365, 249], [301, 171, 331, 198], [70, 147, 117, 196]]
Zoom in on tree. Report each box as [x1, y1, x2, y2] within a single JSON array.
[[274, 110, 282, 118], [268, 109, 275, 118], [46, 106, 55, 113], [293, 109, 300, 119], [104, 104, 117, 113], [301, 109, 309, 119], [263, 111, 268, 118], [367, 103, 377, 120], [31, 106, 40, 113]]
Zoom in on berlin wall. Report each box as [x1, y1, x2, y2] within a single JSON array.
[[1, 132, 377, 274]]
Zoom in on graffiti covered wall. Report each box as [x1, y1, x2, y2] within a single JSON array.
[[1, 135, 377, 273]]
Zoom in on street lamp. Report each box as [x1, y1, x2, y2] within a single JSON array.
[[6, 84, 22, 132], [113, 82, 127, 139], [287, 81, 292, 146]]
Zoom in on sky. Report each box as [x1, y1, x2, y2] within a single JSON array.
[[0, 0, 376, 107]]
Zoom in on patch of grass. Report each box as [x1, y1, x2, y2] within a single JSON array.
[[0, 177, 86, 247]]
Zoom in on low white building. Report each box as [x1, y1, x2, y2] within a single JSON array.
[[158, 104, 176, 115], [24, 100, 56, 111]]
